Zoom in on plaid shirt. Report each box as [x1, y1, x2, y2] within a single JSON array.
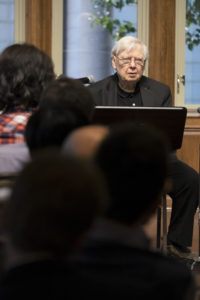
[[0, 108, 33, 145]]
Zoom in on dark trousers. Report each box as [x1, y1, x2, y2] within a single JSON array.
[[167, 154, 199, 247]]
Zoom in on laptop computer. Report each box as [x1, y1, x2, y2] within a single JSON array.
[[92, 106, 187, 150]]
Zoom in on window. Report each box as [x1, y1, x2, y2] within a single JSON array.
[[185, 0, 200, 105], [175, 0, 200, 107], [0, 0, 25, 53], [0, 0, 14, 53], [62, 0, 140, 82]]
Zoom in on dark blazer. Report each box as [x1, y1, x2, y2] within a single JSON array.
[[88, 73, 172, 107], [71, 239, 195, 299]]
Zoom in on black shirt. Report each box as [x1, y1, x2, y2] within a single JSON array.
[[117, 81, 143, 107]]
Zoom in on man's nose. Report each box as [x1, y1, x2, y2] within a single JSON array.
[[130, 58, 136, 67]]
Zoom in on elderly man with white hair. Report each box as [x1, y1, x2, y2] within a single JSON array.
[[88, 36, 199, 262]]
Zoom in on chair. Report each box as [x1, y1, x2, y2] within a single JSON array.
[[156, 194, 168, 253]]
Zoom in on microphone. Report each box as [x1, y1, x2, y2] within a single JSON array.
[[77, 75, 95, 84]]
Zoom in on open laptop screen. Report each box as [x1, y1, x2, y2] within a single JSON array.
[[92, 106, 187, 150]]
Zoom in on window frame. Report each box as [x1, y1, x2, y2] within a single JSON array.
[[52, 0, 63, 76], [15, 0, 26, 43], [175, 0, 186, 107]]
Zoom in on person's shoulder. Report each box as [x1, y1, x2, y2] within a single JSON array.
[[141, 76, 170, 90], [88, 74, 116, 91]]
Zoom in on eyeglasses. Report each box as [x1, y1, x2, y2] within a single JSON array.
[[116, 56, 144, 67]]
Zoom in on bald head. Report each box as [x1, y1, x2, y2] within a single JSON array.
[[62, 125, 109, 159]]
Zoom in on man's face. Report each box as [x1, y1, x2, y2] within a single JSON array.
[[112, 45, 145, 84]]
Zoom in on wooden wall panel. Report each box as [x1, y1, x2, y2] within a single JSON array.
[[25, 0, 52, 57], [149, 1, 200, 173], [177, 111, 200, 173], [177, 134, 200, 173], [149, 0, 175, 103]]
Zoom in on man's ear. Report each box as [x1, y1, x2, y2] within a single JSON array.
[[112, 56, 117, 70]]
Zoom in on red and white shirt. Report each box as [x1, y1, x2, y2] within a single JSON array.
[[0, 108, 33, 144]]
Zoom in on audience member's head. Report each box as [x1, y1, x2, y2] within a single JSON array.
[[25, 76, 96, 156], [62, 125, 109, 158], [25, 107, 88, 156], [39, 76, 95, 122], [95, 122, 170, 226], [0, 43, 55, 111], [4, 150, 108, 261]]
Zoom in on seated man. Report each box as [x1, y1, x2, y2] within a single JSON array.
[[88, 35, 199, 260], [0, 150, 108, 298], [70, 122, 196, 299]]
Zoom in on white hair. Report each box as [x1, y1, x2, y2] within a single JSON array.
[[111, 36, 149, 61]]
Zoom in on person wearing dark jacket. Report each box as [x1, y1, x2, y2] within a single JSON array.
[[88, 36, 199, 261]]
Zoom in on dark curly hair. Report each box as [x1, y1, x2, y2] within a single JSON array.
[[0, 43, 55, 111]]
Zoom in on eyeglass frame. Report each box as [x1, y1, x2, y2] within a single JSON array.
[[115, 55, 145, 67]]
